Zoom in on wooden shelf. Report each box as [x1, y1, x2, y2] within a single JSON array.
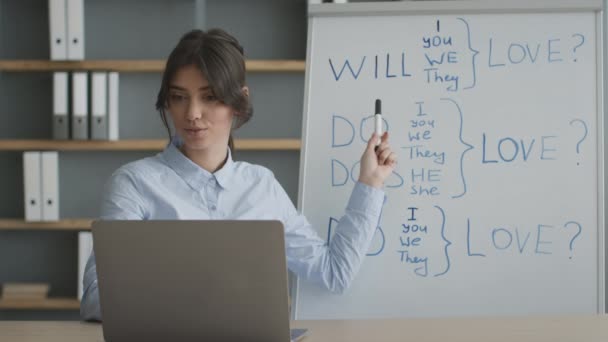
[[0, 298, 80, 310], [0, 219, 92, 231], [0, 59, 306, 72], [0, 139, 301, 151]]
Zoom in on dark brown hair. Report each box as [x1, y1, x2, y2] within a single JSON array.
[[155, 29, 253, 152]]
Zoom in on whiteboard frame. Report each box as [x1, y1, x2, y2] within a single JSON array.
[[602, 0, 608, 314], [294, 0, 605, 319], [309, 0, 602, 16]]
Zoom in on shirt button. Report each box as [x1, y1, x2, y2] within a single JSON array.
[[210, 205, 217, 211]]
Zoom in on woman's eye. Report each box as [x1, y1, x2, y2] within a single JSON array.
[[203, 94, 217, 102], [170, 94, 186, 102]]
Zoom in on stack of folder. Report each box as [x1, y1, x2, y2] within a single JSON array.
[[49, 0, 120, 141], [1, 283, 50, 300], [23, 152, 59, 222], [53, 70, 120, 141], [49, 0, 84, 61]]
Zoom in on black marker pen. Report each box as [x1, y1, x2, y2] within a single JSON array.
[[374, 99, 382, 150]]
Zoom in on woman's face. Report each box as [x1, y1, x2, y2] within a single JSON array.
[[167, 64, 233, 151]]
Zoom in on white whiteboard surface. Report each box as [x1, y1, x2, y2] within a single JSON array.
[[295, 1, 605, 319]]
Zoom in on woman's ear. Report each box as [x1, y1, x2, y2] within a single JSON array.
[[242, 86, 249, 97]]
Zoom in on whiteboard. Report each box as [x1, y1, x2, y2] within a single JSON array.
[[295, 0, 605, 319]]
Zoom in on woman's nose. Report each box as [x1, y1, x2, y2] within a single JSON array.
[[186, 101, 203, 121]]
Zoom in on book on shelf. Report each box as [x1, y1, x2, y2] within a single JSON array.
[[23, 152, 43, 221], [78, 231, 93, 300], [71, 72, 88, 140], [52, 72, 70, 139], [91, 72, 108, 140]]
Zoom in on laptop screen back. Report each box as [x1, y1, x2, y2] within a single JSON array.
[[92, 220, 291, 342]]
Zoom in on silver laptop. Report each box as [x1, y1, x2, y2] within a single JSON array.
[[92, 220, 306, 342]]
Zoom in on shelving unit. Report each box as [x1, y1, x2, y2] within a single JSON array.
[[0, 139, 301, 151], [0, 60, 305, 73], [0, 0, 307, 315]]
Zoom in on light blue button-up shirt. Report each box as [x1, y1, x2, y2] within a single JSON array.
[[81, 139, 385, 321]]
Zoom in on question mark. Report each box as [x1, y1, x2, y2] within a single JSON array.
[[569, 119, 588, 166], [572, 34, 585, 62], [563, 221, 582, 259]]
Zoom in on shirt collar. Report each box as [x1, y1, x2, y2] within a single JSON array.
[[160, 137, 235, 191], [214, 149, 235, 190]]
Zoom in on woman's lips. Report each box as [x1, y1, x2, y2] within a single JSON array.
[[185, 128, 207, 136]]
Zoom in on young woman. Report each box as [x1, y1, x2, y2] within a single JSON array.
[[81, 29, 397, 321]]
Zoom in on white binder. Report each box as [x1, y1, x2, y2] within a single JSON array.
[[41, 152, 59, 222], [72, 72, 88, 140], [91, 72, 108, 140], [53, 72, 69, 139], [23, 152, 42, 222], [78, 231, 93, 300], [66, 0, 84, 60], [48, 0, 67, 60], [108, 72, 119, 141]]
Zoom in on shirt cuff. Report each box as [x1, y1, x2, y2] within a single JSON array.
[[347, 181, 385, 216]]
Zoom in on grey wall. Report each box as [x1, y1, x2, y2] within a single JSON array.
[[0, 0, 306, 320]]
